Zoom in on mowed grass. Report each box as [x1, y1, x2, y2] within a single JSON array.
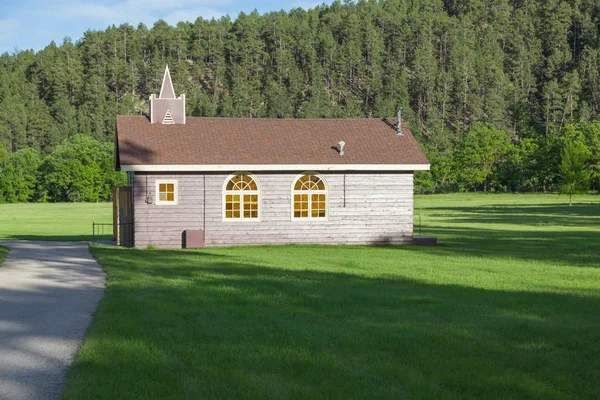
[[415, 193, 600, 268], [0, 202, 112, 241], [62, 193, 600, 399]]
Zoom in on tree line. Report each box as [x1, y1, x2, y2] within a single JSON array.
[[0, 136, 124, 202], [1, 0, 599, 201], [416, 121, 598, 197]]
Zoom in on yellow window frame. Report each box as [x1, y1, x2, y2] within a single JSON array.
[[292, 174, 327, 220], [224, 174, 260, 220], [155, 180, 178, 205]]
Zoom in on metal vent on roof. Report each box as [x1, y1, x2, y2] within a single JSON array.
[[397, 108, 403, 136], [162, 109, 174, 124]]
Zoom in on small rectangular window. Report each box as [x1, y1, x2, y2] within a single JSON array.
[[156, 180, 178, 205]]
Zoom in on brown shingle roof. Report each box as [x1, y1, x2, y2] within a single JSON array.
[[115, 116, 429, 170]]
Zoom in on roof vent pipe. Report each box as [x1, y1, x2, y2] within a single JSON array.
[[397, 108, 403, 136], [339, 141, 345, 156]]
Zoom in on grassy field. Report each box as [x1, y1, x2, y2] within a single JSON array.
[[414, 193, 600, 267], [0, 202, 112, 241], [61, 193, 600, 400]]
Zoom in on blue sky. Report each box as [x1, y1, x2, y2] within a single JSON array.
[[0, 0, 328, 53]]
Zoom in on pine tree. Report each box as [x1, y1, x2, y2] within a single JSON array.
[[1, 0, 600, 200]]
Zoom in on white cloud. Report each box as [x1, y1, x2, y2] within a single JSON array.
[[1, 0, 336, 52], [42, 0, 231, 26], [124, 0, 227, 11], [292, 1, 325, 10], [164, 8, 226, 24], [64, 4, 122, 22]]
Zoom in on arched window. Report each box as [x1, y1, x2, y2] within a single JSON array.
[[224, 174, 259, 220], [292, 174, 327, 219]]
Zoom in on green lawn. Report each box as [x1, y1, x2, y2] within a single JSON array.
[[62, 193, 600, 400], [0, 246, 8, 264], [0, 202, 112, 241]]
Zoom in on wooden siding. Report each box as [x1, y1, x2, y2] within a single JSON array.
[[133, 172, 414, 248]]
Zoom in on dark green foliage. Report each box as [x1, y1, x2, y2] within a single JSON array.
[[560, 138, 591, 205], [1, 0, 600, 199], [454, 123, 511, 192], [0, 148, 41, 202], [0, 136, 124, 203], [0, 245, 7, 265], [40, 135, 125, 202]]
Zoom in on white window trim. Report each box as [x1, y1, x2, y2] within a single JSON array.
[[155, 179, 178, 205], [222, 173, 261, 222], [291, 173, 328, 221]]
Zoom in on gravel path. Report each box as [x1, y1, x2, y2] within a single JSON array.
[[0, 241, 105, 400]]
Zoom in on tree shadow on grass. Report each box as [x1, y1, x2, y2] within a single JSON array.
[[413, 226, 600, 268], [62, 247, 600, 400], [423, 203, 600, 227], [410, 202, 600, 268]]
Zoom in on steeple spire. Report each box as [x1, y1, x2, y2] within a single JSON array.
[[159, 65, 176, 99], [149, 65, 186, 124]]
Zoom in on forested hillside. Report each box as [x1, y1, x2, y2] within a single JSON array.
[[1, 0, 599, 201]]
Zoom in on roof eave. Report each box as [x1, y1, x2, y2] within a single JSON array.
[[120, 164, 431, 172], [115, 122, 121, 171]]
